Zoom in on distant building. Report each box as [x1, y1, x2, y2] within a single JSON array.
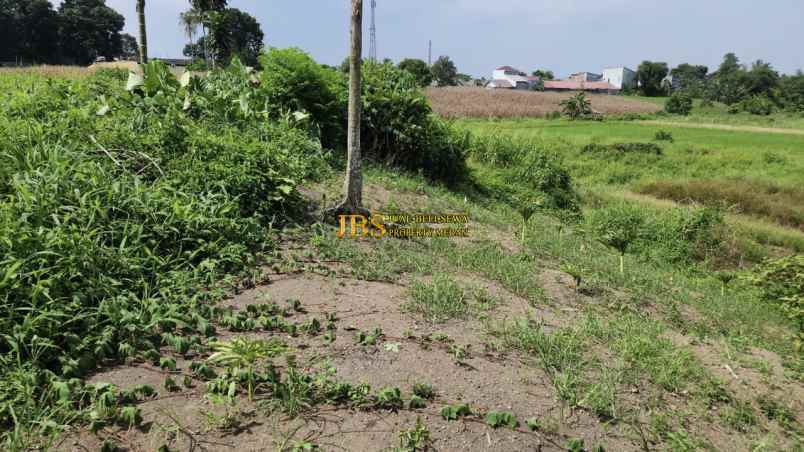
[[661, 74, 681, 92], [602, 67, 636, 90], [568, 72, 603, 83], [543, 80, 619, 94], [488, 66, 535, 90]]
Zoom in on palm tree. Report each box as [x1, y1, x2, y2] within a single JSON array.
[[136, 0, 148, 64], [326, 0, 369, 220], [179, 9, 201, 62]]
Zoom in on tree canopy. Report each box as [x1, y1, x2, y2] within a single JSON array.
[[431, 55, 458, 87], [636, 61, 669, 97], [532, 69, 555, 80], [58, 0, 125, 65], [398, 58, 432, 87]]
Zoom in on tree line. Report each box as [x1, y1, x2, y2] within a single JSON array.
[[636, 54, 804, 113], [0, 0, 265, 68], [0, 0, 135, 65]]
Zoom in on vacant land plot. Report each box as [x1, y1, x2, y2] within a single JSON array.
[[425, 87, 662, 119]]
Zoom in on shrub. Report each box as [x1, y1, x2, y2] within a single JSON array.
[[587, 203, 645, 272], [730, 95, 774, 115], [665, 92, 693, 115], [582, 142, 663, 155], [358, 61, 467, 185], [560, 92, 593, 119], [654, 131, 674, 142], [259, 48, 345, 148], [468, 134, 580, 216]]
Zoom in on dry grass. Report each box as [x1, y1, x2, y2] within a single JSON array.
[[638, 179, 804, 231], [425, 87, 662, 119], [0, 62, 183, 79]]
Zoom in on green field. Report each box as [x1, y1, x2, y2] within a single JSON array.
[[460, 117, 804, 254]]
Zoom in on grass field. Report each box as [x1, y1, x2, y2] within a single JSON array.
[[460, 117, 804, 254], [3, 66, 803, 451]]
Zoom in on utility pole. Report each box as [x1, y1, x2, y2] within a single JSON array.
[[369, 0, 377, 62]]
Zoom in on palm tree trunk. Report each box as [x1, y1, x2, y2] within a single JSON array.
[[326, 0, 368, 220], [136, 0, 148, 64]]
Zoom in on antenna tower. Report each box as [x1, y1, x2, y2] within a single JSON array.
[[369, 0, 377, 61], [428, 40, 432, 65]]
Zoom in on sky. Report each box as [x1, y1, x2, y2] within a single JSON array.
[[53, 0, 804, 78]]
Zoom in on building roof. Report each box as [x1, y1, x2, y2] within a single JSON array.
[[543, 80, 618, 91], [495, 65, 519, 72]]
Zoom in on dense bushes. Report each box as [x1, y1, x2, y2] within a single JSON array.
[[665, 92, 693, 115], [582, 142, 663, 156], [0, 61, 330, 443], [259, 48, 345, 149], [360, 61, 467, 185]]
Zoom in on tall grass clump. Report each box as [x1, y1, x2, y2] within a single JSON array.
[[467, 134, 580, 219]]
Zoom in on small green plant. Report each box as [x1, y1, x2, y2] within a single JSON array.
[[588, 203, 644, 273], [484, 410, 519, 429], [159, 356, 177, 371], [164, 377, 180, 392], [117, 406, 142, 428], [525, 417, 540, 431], [716, 271, 737, 296], [412, 383, 435, 400], [440, 403, 472, 420], [376, 387, 404, 410], [654, 130, 674, 142], [208, 338, 287, 401], [408, 395, 427, 409], [566, 438, 585, 452], [407, 275, 468, 323], [398, 416, 431, 451]]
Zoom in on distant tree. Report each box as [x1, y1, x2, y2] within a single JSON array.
[[744, 60, 779, 98], [532, 69, 554, 80], [717, 52, 741, 76], [206, 7, 264, 66], [120, 33, 139, 61], [136, 0, 147, 64], [431, 55, 458, 87], [183, 36, 208, 60], [780, 72, 804, 111], [179, 8, 203, 60], [187, 0, 228, 66], [398, 58, 432, 87], [58, 0, 125, 65], [0, 0, 61, 63], [636, 61, 669, 97], [670, 63, 707, 94]]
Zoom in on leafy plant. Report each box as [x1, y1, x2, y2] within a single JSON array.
[[588, 203, 645, 273], [208, 338, 287, 401], [665, 92, 693, 115], [375, 387, 404, 410], [560, 92, 593, 119], [440, 403, 472, 420], [398, 417, 432, 451], [484, 410, 519, 429], [654, 130, 674, 142]]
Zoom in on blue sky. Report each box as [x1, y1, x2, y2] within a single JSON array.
[[57, 0, 804, 78]]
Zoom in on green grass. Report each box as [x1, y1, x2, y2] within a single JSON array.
[[405, 275, 468, 323], [458, 117, 804, 256]]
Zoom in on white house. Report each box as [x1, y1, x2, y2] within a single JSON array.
[[602, 67, 636, 90], [488, 66, 534, 90]]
